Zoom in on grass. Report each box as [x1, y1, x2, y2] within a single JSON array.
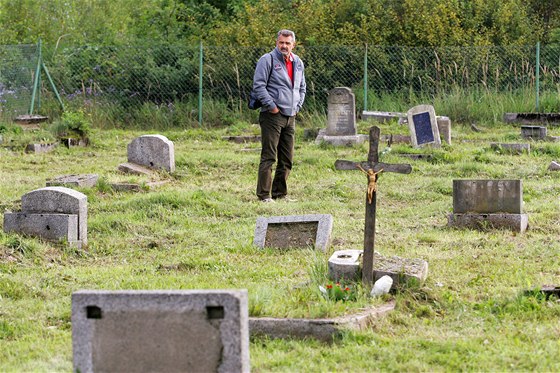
[[1, 116, 560, 371]]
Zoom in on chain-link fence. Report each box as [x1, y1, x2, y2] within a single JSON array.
[[2, 42, 560, 123], [0, 44, 37, 120]]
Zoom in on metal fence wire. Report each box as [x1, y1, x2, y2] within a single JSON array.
[[2, 42, 560, 120]]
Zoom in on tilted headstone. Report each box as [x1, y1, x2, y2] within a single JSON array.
[[125, 134, 175, 172], [72, 290, 250, 373], [448, 179, 528, 232], [315, 87, 367, 146], [253, 214, 333, 252], [407, 104, 441, 148], [4, 186, 87, 247]]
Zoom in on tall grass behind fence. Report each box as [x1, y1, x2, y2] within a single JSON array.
[[2, 43, 560, 126], [0, 44, 37, 120]]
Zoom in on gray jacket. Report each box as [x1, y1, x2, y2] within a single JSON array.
[[252, 48, 306, 117]]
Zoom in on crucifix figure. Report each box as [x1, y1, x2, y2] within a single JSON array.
[[335, 126, 412, 287]]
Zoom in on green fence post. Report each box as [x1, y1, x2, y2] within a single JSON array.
[[198, 41, 203, 126], [536, 41, 540, 112], [363, 43, 368, 112], [29, 38, 42, 114]]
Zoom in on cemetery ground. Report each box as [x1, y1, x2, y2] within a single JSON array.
[[1, 118, 560, 371]]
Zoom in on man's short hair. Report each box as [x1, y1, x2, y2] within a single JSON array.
[[277, 29, 296, 42]]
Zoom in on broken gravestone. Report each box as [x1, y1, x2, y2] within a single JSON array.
[[253, 214, 333, 252], [72, 290, 250, 373], [3, 186, 87, 247], [448, 179, 528, 232], [118, 134, 175, 175]]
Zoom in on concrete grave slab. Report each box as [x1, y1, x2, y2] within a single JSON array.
[[361, 111, 404, 123], [25, 142, 58, 154], [222, 135, 261, 143], [406, 104, 441, 148], [250, 300, 395, 342], [117, 162, 158, 176], [126, 134, 175, 172], [21, 186, 87, 245], [254, 214, 333, 251], [72, 290, 249, 373], [521, 125, 547, 140], [46, 174, 99, 188], [4, 213, 78, 243], [490, 143, 530, 155], [373, 252, 429, 285]]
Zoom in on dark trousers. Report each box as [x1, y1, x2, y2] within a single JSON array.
[[257, 111, 295, 200]]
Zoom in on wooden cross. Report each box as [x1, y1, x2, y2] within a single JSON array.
[[335, 126, 412, 287]]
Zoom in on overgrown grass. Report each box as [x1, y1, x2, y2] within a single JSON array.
[[1, 115, 560, 371]]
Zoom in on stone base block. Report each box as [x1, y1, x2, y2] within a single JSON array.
[[373, 252, 428, 285], [4, 212, 79, 245], [448, 213, 528, 232], [328, 249, 362, 282]]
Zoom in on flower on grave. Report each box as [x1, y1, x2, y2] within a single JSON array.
[[320, 280, 357, 302]]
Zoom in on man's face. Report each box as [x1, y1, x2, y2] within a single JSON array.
[[276, 34, 294, 57]]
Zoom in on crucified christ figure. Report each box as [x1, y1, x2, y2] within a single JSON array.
[[357, 165, 383, 204]]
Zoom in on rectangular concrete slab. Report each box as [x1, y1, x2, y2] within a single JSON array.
[[3, 212, 78, 243], [72, 290, 249, 373], [254, 214, 333, 251], [453, 179, 523, 214]]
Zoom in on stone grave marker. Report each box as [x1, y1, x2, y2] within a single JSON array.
[[315, 87, 367, 146], [490, 143, 530, 155], [4, 186, 87, 247], [448, 179, 528, 232], [521, 125, 547, 140], [46, 174, 99, 188], [25, 142, 58, 154], [253, 214, 333, 252], [72, 290, 250, 373], [334, 126, 429, 287], [406, 104, 441, 148], [119, 134, 175, 174]]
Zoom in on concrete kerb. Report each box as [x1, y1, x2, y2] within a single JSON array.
[[249, 300, 395, 342]]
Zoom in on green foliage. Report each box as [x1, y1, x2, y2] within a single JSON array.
[[50, 110, 91, 138]]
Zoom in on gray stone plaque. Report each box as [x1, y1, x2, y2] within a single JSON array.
[[453, 179, 523, 214], [72, 290, 250, 373]]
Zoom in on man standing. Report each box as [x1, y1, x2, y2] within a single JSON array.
[[252, 29, 306, 202]]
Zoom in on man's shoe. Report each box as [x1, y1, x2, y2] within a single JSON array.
[[261, 198, 275, 203], [274, 196, 297, 202]]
